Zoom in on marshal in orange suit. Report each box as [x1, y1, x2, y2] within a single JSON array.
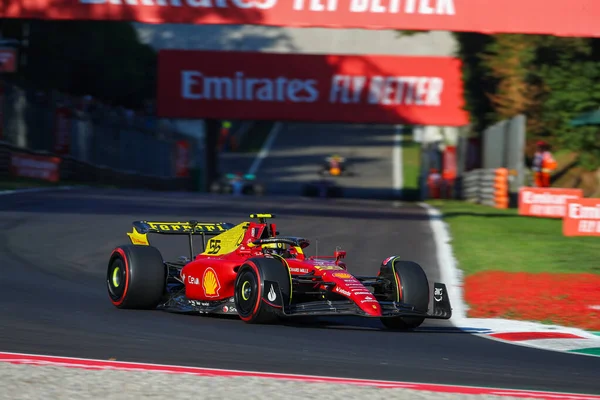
[[532, 141, 557, 188]]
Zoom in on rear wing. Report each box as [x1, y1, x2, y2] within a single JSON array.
[[128, 220, 235, 259]]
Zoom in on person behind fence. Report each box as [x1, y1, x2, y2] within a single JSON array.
[[532, 141, 557, 188]]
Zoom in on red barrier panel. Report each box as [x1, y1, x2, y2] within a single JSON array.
[[157, 50, 469, 126], [3, 0, 600, 37], [10, 153, 61, 182]]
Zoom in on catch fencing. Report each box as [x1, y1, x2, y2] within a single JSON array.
[[0, 81, 197, 189]]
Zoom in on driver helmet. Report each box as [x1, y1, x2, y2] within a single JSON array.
[[262, 242, 288, 256]]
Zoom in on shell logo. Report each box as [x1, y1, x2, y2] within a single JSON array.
[[333, 272, 352, 279], [202, 267, 221, 297]]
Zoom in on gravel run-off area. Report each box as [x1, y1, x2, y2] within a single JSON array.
[[0, 363, 541, 400]]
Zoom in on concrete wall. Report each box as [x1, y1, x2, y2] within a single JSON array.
[[133, 23, 457, 56]]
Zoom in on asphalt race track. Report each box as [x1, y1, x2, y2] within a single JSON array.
[[1, 189, 599, 395]]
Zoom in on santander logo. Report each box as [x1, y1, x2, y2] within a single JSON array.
[[334, 286, 351, 297]]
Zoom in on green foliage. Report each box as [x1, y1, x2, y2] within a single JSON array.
[[2, 20, 156, 109], [452, 32, 600, 170]]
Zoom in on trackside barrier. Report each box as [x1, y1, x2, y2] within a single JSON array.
[[458, 168, 510, 209], [0, 141, 194, 191], [494, 168, 509, 209]]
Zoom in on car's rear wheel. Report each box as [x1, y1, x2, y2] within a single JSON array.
[[234, 257, 291, 324], [378, 259, 429, 330], [107, 245, 166, 309]]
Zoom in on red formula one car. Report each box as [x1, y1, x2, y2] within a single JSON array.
[[106, 214, 452, 329]]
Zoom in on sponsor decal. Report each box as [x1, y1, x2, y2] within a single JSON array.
[[333, 286, 351, 297], [267, 285, 277, 302], [146, 222, 227, 233], [222, 305, 237, 313], [289, 267, 309, 273], [352, 291, 373, 295], [382, 256, 396, 265], [361, 298, 378, 303], [158, 51, 468, 126], [333, 272, 352, 279], [434, 287, 443, 302], [188, 300, 210, 307], [8, 1, 600, 38], [518, 187, 583, 218], [202, 267, 221, 297], [563, 198, 600, 237], [10, 153, 61, 183], [188, 275, 200, 285]]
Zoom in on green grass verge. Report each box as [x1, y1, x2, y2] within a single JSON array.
[[427, 199, 600, 275], [401, 132, 421, 201]]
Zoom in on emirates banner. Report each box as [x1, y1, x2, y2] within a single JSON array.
[[157, 50, 469, 126], [3, 0, 599, 36]]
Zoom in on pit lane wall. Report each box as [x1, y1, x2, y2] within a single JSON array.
[[0, 81, 198, 191]]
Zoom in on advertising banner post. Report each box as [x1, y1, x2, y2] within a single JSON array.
[[175, 139, 191, 177], [518, 187, 583, 219], [54, 106, 71, 155], [157, 50, 469, 126], [563, 198, 600, 237]]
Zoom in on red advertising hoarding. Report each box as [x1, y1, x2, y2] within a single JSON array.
[[518, 187, 584, 219], [563, 198, 600, 237], [157, 50, 469, 126], [2, 0, 599, 37], [10, 153, 61, 182]]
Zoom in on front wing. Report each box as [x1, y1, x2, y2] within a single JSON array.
[[280, 282, 452, 319]]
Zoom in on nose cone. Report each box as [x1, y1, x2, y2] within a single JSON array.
[[328, 271, 382, 317]]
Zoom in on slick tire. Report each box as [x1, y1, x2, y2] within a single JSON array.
[[379, 260, 429, 330], [253, 184, 265, 196], [302, 184, 317, 197], [234, 257, 292, 324], [210, 182, 222, 194], [107, 245, 166, 309]]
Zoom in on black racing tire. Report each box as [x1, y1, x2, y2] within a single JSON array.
[[253, 183, 265, 196], [328, 186, 343, 198], [234, 257, 292, 324], [302, 184, 317, 197], [107, 245, 166, 309], [222, 184, 233, 194], [210, 182, 222, 194], [379, 259, 429, 330]]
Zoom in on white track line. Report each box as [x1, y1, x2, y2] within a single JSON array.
[[247, 122, 283, 176], [392, 124, 403, 198], [418, 201, 467, 321], [0, 186, 78, 196]]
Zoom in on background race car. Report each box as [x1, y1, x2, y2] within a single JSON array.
[[302, 179, 343, 198], [210, 173, 265, 196], [319, 155, 355, 177], [107, 214, 452, 329]]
